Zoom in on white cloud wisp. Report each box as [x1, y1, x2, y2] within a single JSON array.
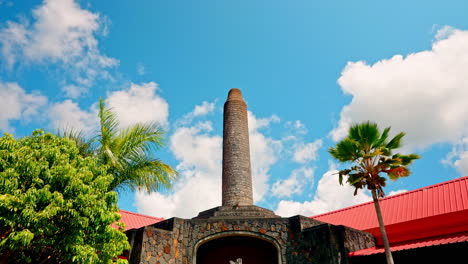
[[0, 0, 118, 94], [0, 82, 47, 132]]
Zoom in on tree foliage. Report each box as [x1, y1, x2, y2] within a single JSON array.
[[0, 130, 129, 263], [329, 122, 420, 197], [329, 121, 420, 264], [60, 99, 177, 192]]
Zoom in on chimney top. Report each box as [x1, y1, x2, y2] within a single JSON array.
[[227, 88, 243, 101]]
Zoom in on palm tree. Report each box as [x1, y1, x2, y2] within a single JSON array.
[[328, 122, 419, 264], [60, 99, 177, 192]]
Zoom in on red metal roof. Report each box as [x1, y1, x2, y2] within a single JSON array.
[[117, 210, 164, 231], [349, 232, 468, 256], [312, 176, 468, 230]]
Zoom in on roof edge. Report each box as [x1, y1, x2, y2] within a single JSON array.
[[119, 209, 165, 221], [311, 176, 468, 219]]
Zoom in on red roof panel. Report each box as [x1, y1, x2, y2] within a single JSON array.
[[349, 232, 468, 256], [312, 177, 468, 231], [117, 210, 164, 231]]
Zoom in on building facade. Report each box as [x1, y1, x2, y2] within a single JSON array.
[[123, 89, 374, 264]]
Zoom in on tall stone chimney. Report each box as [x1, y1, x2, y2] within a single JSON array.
[[194, 88, 277, 219], [222, 88, 253, 206]]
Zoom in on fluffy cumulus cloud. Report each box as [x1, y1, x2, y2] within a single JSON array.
[[275, 168, 373, 217], [106, 82, 169, 128], [0, 82, 47, 132], [331, 27, 468, 154], [136, 121, 223, 218], [443, 137, 468, 175], [48, 82, 168, 134], [271, 166, 314, 198], [192, 101, 216, 117], [454, 152, 468, 176], [0, 0, 117, 93], [48, 99, 98, 133], [176, 101, 217, 127], [247, 112, 282, 201], [293, 140, 323, 163]]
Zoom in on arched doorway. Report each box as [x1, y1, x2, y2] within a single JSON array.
[[196, 235, 279, 264]]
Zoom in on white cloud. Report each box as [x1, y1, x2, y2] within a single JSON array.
[[0, 0, 117, 92], [293, 139, 323, 163], [388, 189, 408, 196], [275, 169, 372, 217], [331, 28, 468, 154], [248, 112, 282, 201], [48, 82, 169, 135], [193, 101, 216, 117], [271, 166, 314, 198], [435, 25, 456, 41], [48, 99, 98, 133], [176, 101, 217, 127], [443, 137, 468, 175], [454, 152, 468, 176], [0, 82, 47, 132], [137, 63, 146, 76], [106, 82, 169, 128], [136, 120, 222, 218], [170, 122, 221, 175], [62, 84, 86, 98]]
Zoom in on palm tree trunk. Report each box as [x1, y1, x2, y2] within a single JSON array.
[[371, 189, 394, 264]]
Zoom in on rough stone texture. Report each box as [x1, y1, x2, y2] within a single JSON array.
[[222, 88, 253, 206], [125, 216, 375, 264], [286, 224, 375, 264], [194, 205, 278, 219]]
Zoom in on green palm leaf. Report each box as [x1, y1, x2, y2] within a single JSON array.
[[329, 121, 419, 264], [57, 98, 178, 193]]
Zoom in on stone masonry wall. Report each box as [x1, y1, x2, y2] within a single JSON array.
[[288, 224, 375, 264], [127, 216, 375, 264]]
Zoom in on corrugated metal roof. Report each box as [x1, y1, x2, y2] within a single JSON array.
[[118, 210, 164, 231], [349, 232, 468, 256], [312, 177, 468, 231]]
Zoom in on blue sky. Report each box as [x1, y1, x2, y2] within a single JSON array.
[[1, 0, 468, 218]]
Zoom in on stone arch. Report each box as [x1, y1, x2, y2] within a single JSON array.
[[193, 231, 281, 264]]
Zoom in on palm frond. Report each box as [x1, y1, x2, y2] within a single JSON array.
[[394, 153, 421, 166], [349, 122, 380, 151], [112, 157, 178, 192], [56, 127, 95, 156], [116, 122, 165, 161], [98, 98, 119, 149], [375, 127, 390, 148], [330, 121, 419, 198], [91, 98, 178, 192], [328, 138, 360, 162], [386, 132, 405, 150]]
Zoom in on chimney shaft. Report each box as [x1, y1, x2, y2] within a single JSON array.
[[222, 88, 253, 206]]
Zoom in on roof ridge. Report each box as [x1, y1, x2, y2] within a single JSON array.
[[312, 176, 468, 218], [119, 209, 164, 220]]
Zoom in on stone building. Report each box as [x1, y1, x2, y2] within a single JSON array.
[[123, 89, 375, 264]]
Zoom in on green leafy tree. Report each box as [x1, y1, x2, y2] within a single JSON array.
[[328, 122, 419, 264], [60, 99, 177, 192], [0, 130, 129, 263]]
